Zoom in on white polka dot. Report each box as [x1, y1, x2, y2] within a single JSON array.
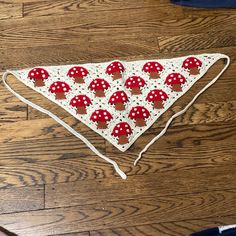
[[119, 66, 122, 70], [42, 74, 46, 78], [117, 124, 120, 128], [132, 113, 135, 116], [128, 82, 131, 85], [62, 84, 65, 87], [71, 71, 74, 75], [145, 67, 149, 70], [73, 100, 76, 104], [171, 74, 174, 77], [94, 115, 97, 119], [143, 113, 146, 117], [80, 68, 83, 71], [103, 85, 106, 88], [185, 63, 188, 66], [108, 68, 111, 71], [150, 95, 153, 99], [63, 88, 67, 91], [57, 86, 60, 89], [139, 82, 142, 86], [55, 83, 57, 86], [180, 79, 183, 82], [105, 116, 108, 120], [31, 73, 34, 76], [187, 59, 189, 62], [52, 87, 55, 90], [115, 130, 118, 134], [101, 81, 104, 84], [84, 101, 87, 104], [190, 61, 192, 64], [161, 96, 164, 99], [130, 78, 133, 81], [178, 75, 181, 78], [152, 91, 155, 94], [41, 70, 44, 74], [96, 111, 99, 114], [147, 63, 150, 66], [157, 67, 160, 70], [122, 97, 126, 101], [159, 92, 162, 95], [168, 79, 172, 82], [33, 69, 36, 71], [134, 108, 137, 111], [73, 68, 76, 71], [112, 98, 115, 101], [196, 62, 199, 65], [92, 84, 95, 88], [82, 72, 85, 75], [194, 58, 197, 62], [126, 129, 130, 132], [36, 72, 39, 75]]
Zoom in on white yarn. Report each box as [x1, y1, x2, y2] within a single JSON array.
[[219, 224, 236, 233], [2, 72, 127, 180], [134, 55, 230, 166]]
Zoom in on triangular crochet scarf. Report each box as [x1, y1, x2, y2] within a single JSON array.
[[3, 53, 230, 179]]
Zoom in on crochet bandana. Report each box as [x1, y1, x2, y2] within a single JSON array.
[[3, 53, 230, 179]]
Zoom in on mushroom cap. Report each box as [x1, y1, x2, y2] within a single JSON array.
[[128, 106, 150, 120], [182, 57, 202, 69], [165, 73, 186, 85], [146, 89, 168, 102], [49, 81, 71, 93], [106, 61, 125, 75], [70, 95, 91, 107], [90, 109, 113, 122], [142, 61, 163, 73], [125, 76, 146, 89], [28, 68, 49, 80], [89, 78, 110, 91], [67, 66, 89, 78], [109, 90, 129, 105], [112, 122, 132, 137]]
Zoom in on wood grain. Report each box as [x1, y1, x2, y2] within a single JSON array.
[[90, 216, 236, 236], [1, 190, 236, 235], [0, 185, 44, 214], [0, 2, 22, 20], [23, 1, 183, 18], [45, 165, 236, 208]]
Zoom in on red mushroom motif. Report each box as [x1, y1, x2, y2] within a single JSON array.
[[28, 68, 49, 87], [89, 78, 110, 97], [182, 57, 202, 75], [70, 95, 92, 114], [146, 89, 169, 109], [142, 61, 164, 79], [125, 76, 146, 95], [109, 91, 129, 111], [90, 109, 113, 129], [49, 81, 71, 100], [67, 66, 89, 84], [112, 122, 132, 145], [165, 73, 186, 92], [106, 61, 125, 80], [128, 106, 150, 127]]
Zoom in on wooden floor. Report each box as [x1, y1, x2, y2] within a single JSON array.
[[0, 1, 236, 235]]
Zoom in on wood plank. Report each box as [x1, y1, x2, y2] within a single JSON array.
[[1, 190, 236, 235], [0, 45, 90, 72], [0, 122, 235, 188], [90, 216, 236, 236], [23, 0, 181, 17], [45, 165, 236, 208], [0, 185, 44, 214], [0, 2, 22, 20], [53, 232, 89, 236], [0, 101, 27, 123], [159, 31, 236, 53], [184, 7, 236, 18], [2, 10, 236, 50]]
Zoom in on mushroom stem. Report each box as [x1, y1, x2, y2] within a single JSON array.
[[149, 71, 160, 79], [95, 90, 105, 97], [34, 79, 45, 87], [115, 103, 125, 111], [135, 118, 146, 127], [74, 77, 84, 84], [112, 71, 122, 80], [77, 106, 87, 114], [153, 101, 164, 109], [97, 121, 107, 129], [172, 84, 182, 92], [118, 135, 129, 145], [55, 92, 66, 100], [189, 67, 200, 75], [131, 87, 141, 95]]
